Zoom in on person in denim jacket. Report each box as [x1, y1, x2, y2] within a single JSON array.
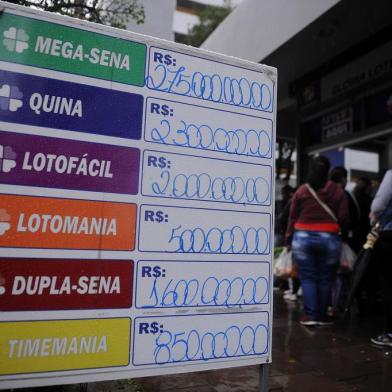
[[285, 156, 349, 326], [370, 169, 392, 347]]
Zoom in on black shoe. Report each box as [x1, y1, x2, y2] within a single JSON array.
[[370, 333, 392, 347]]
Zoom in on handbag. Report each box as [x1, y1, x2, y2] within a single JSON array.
[[274, 248, 293, 278], [305, 183, 356, 269], [340, 242, 357, 270]]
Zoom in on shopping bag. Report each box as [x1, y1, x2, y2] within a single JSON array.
[[274, 248, 293, 278], [340, 242, 357, 271]]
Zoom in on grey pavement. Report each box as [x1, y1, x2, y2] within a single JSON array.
[[16, 293, 392, 392]]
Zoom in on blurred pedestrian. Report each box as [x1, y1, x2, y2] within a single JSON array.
[[275, 185, 295, 247], [285, 156, 349, 326], [329, 169, 373, 252], [329, 168, 373, 314], [274, 185, 296, 293], [329, 166, 358, 244], [369, 168, 392, 347], [351, 178, 372, 252], [349, 178, 375, 313], [274, 185, 302, 300]]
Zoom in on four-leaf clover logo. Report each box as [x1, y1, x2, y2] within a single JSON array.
[[0, 84, 23, 112], [0, 144, 17, 173], [0, 274, 5, 296], [0, 209, 11, 237], [3, 27, 29, 53]]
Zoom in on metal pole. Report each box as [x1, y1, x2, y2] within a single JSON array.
[[258, 363, 269, 392]]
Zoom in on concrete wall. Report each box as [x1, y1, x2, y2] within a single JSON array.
[[126, 0, 176, 41], [201, 0, 340, 62]]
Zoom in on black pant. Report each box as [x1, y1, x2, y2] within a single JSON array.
[[373, 231, 392, 332]]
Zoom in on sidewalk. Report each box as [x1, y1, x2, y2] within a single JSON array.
[[136, 293, 392, 391], [18, 294, 392, 392]]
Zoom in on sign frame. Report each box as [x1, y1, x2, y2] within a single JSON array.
[[0, 1, 277, 389]]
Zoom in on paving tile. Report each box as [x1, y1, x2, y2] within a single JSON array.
[[327, 344, 392, 363], [109, 295, 392, 392], [271, 372, 359, 392], [294, 347, 382, 381], [274, 324, 366, 352], [270, 350, 312, 376], [203, 365, 259, 391], [162, 385, 215, 392], [139, 372, 211, 392], [345, 360, 392, 392]]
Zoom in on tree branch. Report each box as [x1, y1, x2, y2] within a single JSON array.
[[4, 0, 144, 28]]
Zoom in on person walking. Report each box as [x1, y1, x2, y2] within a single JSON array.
[[329, 166, 357, 242], [351, 177, 373, 252], [329, 168, 373, 252], [275, 185, 295, 247], [285, 156, 349, 326], [369, 169, 392, 347]]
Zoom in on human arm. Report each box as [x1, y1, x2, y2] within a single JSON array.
[[337, 190, 350, 235], [284, 191, 300, 246], [370, 170, 392, 225]]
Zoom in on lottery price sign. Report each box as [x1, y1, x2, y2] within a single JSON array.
[[0, 2, 276, 389]]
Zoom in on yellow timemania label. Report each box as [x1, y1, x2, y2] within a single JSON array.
[[0, 318, 130, 375]]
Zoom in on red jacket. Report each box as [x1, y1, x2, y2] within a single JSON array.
[[285, 181, 349, 245]]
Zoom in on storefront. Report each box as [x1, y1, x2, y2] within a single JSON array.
[[293, 38, 392, 184], [201, 0, 392, 186]]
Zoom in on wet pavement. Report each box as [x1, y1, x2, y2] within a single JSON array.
[[136, 292, 392, 391], [15, 292, 392, 392]]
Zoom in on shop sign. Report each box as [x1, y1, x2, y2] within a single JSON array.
[[321, 40, 392, 101], [321, 107, 353, 141]]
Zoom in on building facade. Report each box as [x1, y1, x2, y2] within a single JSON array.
[[126, 0, 241, 44], [202, 0, 392, 184]]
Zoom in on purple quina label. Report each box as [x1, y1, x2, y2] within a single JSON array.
[[0, 69, 143, 139], [0, 131, 140, 195]]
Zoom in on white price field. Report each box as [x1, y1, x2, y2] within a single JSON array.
[[133, 312, 269, 366], [135, 260, 270, 309], [138, 205, 271, 254], [141, 151, 272, 206]]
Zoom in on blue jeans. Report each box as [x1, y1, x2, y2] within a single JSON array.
[[292, 230, 341, 320]]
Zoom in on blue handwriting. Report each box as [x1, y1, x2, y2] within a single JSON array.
[[153, 323, 268, 364], [146, 63, 272, 112], [167, 225, 269, 254], [149, 119, 271, 158], [145, 275, 269, 308], [151, 171, 270, 205]]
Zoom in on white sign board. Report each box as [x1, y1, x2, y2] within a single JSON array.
[[0, 2, 276, 388]]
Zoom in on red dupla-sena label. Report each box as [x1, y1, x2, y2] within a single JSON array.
[[0, 259, 133, 311]]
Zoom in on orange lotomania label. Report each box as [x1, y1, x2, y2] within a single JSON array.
[[0, 194, 136, 250]]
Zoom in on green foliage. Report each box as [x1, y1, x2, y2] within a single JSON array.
[[123, 378, 145, 392], [186, 4, 232, 47], [3, 0, 145, 29]]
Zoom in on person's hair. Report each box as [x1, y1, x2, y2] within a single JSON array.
[[307, 155, 330, 190], [354, 177, 371, 194], [329, 166, 348, 183], [281, 185, 294, 199]]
